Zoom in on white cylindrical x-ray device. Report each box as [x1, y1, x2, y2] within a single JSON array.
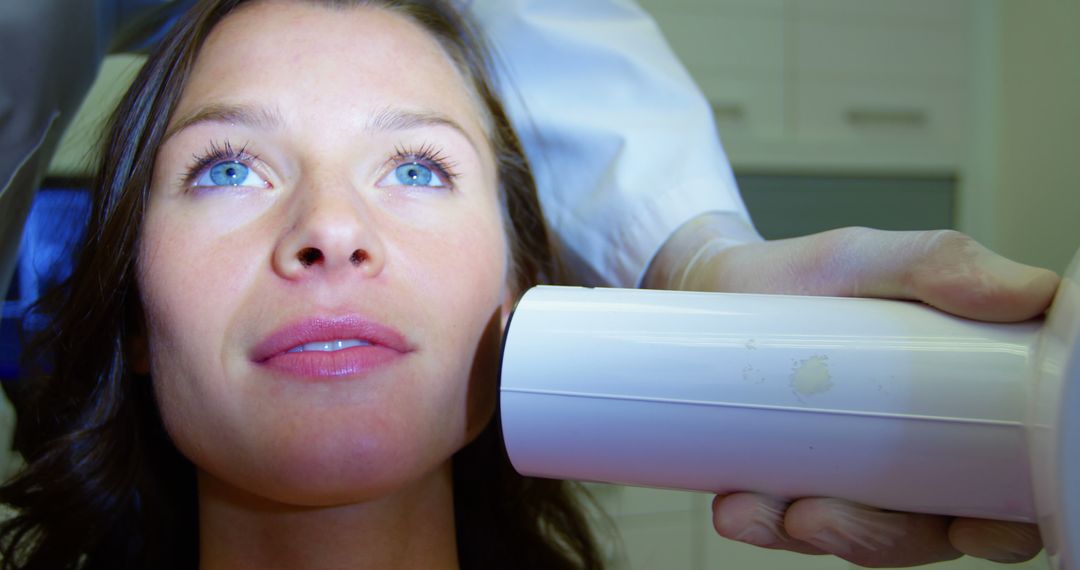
[[500, 254, 1079, 569]]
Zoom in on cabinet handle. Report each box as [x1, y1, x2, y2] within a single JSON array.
[[845, 108, 928, 127], [710, 102, 746, 122]]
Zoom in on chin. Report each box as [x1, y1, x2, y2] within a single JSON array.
[[195, 424, 463, 508]]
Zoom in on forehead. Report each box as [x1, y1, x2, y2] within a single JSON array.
[[171, 0, 487, 140]]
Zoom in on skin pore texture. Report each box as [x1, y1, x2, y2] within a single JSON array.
[[135, 2, 509, 568]]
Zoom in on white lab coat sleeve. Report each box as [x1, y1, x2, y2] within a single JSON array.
[[467, 0, 755, 287]]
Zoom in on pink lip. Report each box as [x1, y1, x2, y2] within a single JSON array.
[[251, 316, 413, 379]]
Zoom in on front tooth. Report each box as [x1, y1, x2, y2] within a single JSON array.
[[287, 339, 370, 353]]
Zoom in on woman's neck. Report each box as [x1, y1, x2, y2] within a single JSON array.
[[196, 462, 459, 570]]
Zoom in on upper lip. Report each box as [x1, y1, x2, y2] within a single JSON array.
[[251, 315, 413, 362]]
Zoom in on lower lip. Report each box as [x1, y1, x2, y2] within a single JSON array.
[[257, 345, 404, 379]]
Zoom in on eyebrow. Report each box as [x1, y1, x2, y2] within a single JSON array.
[[164, 103, 285, 142], [367, 106, 480, 151], [163, 102, 480, 153]]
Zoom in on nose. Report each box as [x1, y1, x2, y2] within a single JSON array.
[[272, 178, 386, 281]]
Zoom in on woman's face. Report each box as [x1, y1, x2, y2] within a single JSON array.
[[138, 0, 508, 506]]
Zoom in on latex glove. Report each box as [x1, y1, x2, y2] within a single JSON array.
[[643, 215, 1060, 567]]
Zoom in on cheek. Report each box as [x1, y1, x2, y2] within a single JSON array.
[[462, 308, 503, 441], [136, 204, 263, 445], [401, 208, 508, 434], [137, 221, 222, 458], [138, 216, 241, 370], [399, 195, 509, 306], [137, 193, 269, 338]]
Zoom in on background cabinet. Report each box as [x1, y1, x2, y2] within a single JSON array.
[[642, 0, 974, 173]]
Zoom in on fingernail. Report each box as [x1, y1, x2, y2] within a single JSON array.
[[961, 521, 1042, 563], [985, 550, 1036, 564]]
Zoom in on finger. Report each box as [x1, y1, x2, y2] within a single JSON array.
[[711, 493, 826, 555], [783, 497, 962, 568], [948, 518, 1043, 563], [715, 228, 1060, 322]]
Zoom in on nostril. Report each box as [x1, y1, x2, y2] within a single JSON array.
[[298, 247, 323, 267], [349, 250, 367, 266]]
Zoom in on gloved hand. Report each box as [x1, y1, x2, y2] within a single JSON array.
[[710, 494, 1042, 567], [644, 214, 1059, 566]]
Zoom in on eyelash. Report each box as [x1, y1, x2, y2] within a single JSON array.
[[386, 142, 460, 187], [180, 140, 460, 189], [181, 140, 263, 188]]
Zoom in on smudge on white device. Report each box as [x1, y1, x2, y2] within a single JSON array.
[[501, 251, 1079, 570]]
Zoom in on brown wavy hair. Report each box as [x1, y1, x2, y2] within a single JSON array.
[[0, 1, 602, 568]]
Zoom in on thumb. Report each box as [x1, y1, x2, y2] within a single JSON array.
[[708, 228, 1059, 322]]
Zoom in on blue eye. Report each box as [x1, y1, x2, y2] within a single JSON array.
[[393, 162, 443, 187], [375, 145, 457, 190], [193, 159, 269, 188], [210, 161, 249, 185]]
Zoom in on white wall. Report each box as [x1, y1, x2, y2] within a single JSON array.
[[994, 0, 1080, 275]]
